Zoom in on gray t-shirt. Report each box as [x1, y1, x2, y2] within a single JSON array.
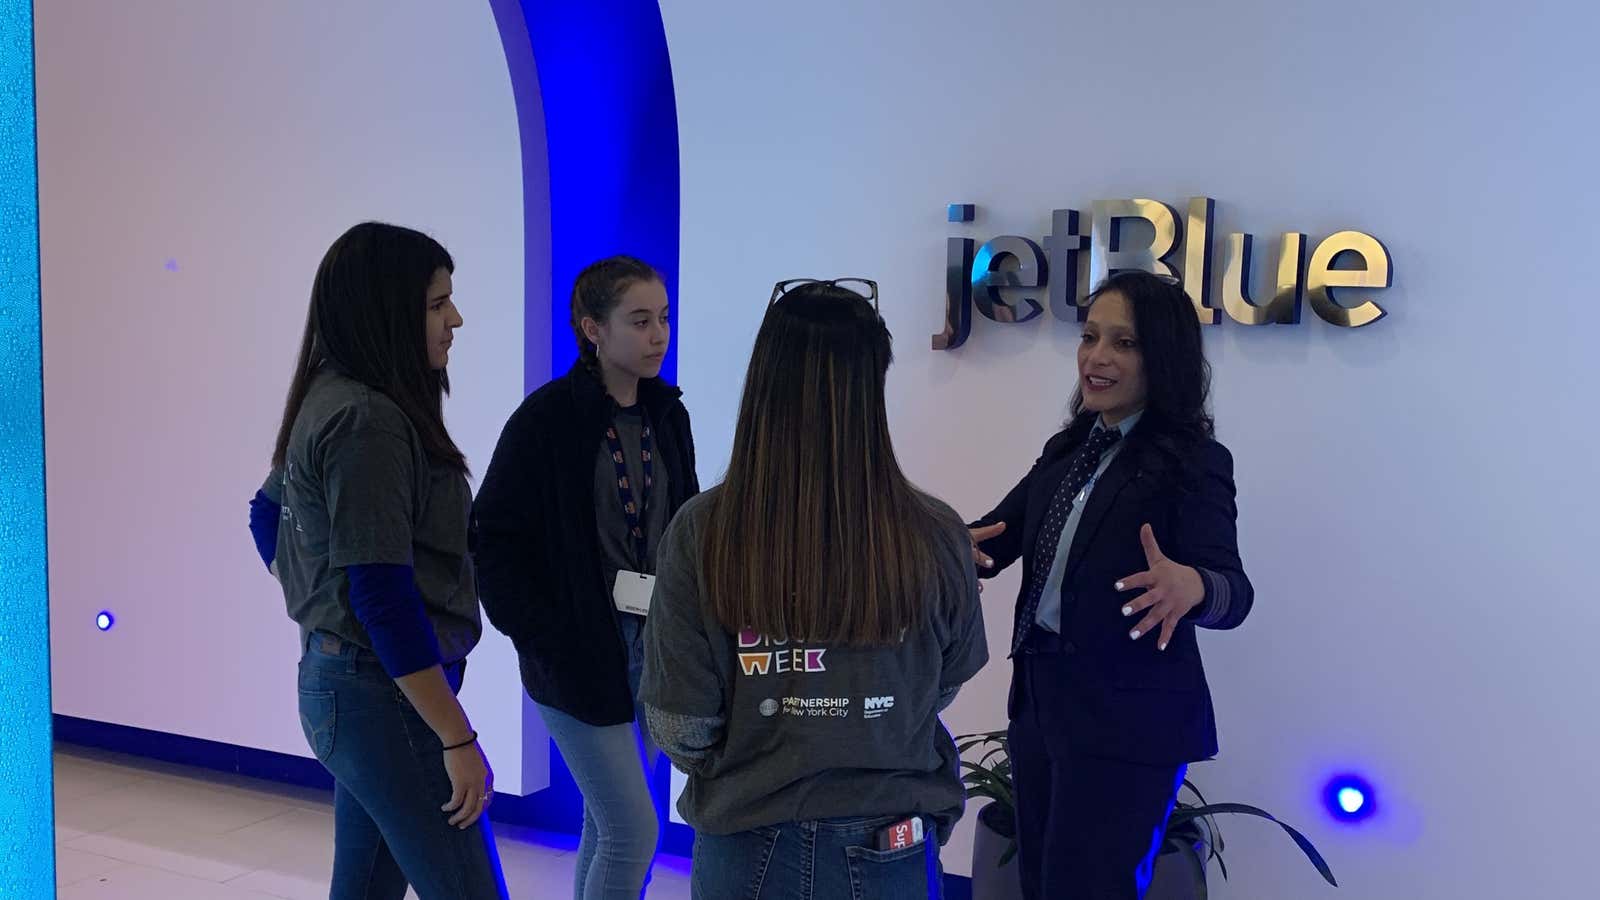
[[594, 404, 671, 588], [640, 487, 988, 843], [263, 370, 481, 663]]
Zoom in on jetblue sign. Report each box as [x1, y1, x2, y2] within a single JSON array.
[[933, 198, 1393, 350]]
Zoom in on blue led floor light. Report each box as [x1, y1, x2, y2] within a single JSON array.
[[1324, 774, 1377, 823], [0, 1, 56, 895]]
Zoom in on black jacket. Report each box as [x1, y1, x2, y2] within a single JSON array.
[[473, 364, 700, 726], [973, 414, 1252, 765]]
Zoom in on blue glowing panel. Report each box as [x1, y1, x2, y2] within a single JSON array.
[[0, 0, 56, 894]]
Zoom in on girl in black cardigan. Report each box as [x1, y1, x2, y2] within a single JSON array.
[[473, 257, 698, 899]]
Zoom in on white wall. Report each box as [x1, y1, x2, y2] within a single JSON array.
[[661, 0, 1600, 894], [38, 0, 541, 792]]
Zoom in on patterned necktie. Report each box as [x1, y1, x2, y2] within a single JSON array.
[[1011, 426, 1123, 654]]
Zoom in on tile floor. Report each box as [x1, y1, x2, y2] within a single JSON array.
[[51, 745, 692, 899]]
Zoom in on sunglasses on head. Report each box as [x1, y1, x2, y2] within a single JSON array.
[[769, 278, 879, 310]]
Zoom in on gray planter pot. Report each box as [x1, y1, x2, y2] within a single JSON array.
[[969, 803, 1023, 900], [1147, 842, 1208, 900]]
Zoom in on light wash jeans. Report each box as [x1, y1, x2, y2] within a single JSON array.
[[537, 614, 663, 900]]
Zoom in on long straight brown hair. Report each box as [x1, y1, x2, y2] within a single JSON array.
[[272, 222, 466, 472], [701, 283, 946, 647]]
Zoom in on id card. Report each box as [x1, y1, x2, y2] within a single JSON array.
[[613, 571, 657, 617], [875, 816, 926, 851]]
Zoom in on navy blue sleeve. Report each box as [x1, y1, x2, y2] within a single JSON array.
[[970, 430, 1073, 578], [1177, 442, 1254, 631], [970, 468, 1031, 579], [248, 490, 280, 571], [346, 563, 443, 678]]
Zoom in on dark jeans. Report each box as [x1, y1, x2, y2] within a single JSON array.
[[1009, 637, 1185, 900], [690, 815, 942, 900], [297, 632, 508, 900]]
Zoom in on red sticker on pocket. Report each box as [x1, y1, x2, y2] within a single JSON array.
[[876, 817, 925, 851]]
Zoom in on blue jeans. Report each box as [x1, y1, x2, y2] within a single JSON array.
[[297, 632, 508, 900], [690, 815, 943, 900], [536, 613, 662, 900]]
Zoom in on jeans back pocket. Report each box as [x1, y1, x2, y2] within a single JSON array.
[[297, 689, 336, 761], [843, 839, 937, 900]]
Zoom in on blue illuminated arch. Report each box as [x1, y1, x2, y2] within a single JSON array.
[[486, 0, 691, 857], [490, 0, 680, 394]]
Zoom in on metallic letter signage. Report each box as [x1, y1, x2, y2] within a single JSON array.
[[934, 198, 1392, 349]]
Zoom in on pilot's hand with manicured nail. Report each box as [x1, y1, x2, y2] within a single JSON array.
[[1115, 524, 1205, 651], [967, 522, 1006, 593]]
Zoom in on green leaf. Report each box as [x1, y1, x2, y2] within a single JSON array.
[[1195, 816, 1224, 871], [1177, 780, 1226, 860], [960, 764, 1004, 787], [955, 731, 1003, 752], [954, 729, 1006, 745], [960, 768, 1014, 813], [1169, 804, 1336, 887], [960, 778, 998, 797], [979, 745, 1008, 768]]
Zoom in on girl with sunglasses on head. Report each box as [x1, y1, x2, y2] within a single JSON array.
[[640, 278, 988, 900]]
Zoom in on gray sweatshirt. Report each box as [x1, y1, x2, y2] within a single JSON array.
[[639, 487, 988, 844]]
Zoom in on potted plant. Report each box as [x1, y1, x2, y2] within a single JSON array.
[[957, 731, 1339, 899], [1147, 779, 1339, 898], [956, 730, 1021, 900]]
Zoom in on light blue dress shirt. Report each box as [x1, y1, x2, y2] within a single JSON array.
[[1034, 410, 1144, 633]]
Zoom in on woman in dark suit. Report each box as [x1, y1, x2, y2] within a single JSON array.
[[968, 270, 1253, 900]]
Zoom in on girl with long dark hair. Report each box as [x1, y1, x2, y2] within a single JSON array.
[[640, 279, 988, 899], [248, 222, 508, 898]]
